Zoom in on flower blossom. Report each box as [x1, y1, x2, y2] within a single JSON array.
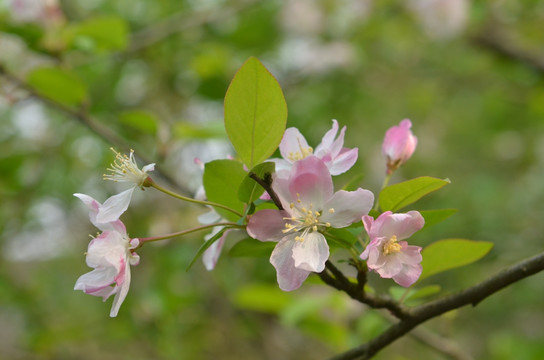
[[272, 119, 358, 176], [360, 211, 424, 287], [247, 156, 374, 291], [98, 148, 155, 224], [73, 193, 140, 317], [382, 119, 418, 175]]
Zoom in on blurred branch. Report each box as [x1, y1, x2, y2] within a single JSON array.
[[0, 64, 190, 194], [128, 0, 257, 53], [471, 30, 544, 73], [330, 251, 544, 360]]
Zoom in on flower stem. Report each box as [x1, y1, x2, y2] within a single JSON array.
[[137, 222, 244, 248], [149, 180, 244, 218]]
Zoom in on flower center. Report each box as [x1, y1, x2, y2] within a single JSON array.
[[287, 137, 313, 162], [383, 235, 402, 255], [103, 148, 147, 187], [281, 194, 332, 242]]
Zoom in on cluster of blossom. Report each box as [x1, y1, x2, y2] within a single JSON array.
[[74, 119, 423, 316]]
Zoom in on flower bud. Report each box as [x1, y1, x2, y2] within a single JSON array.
[[382, 119, 417, 174]]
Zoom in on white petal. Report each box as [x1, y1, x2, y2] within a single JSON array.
[[292, 232, 329, 272], [96, 187, 135, 224], [270, 236, 311, 291]]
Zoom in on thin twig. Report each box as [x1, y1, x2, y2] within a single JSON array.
[[248, 172, 283, 210], [330, 251, 544, 360]]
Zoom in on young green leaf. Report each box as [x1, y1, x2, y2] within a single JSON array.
[[379, 176, 450, 212], [203, 159, 247, 221], [228, 238, 276, 258], [238, 162, 275, 204], [224, 57, 287, 168], [186, 227, 227, 271], [119, 110, 158, 135], [419, 239, 494, 282], [420, 208, 458, 230], [26, 67, 88, 107]]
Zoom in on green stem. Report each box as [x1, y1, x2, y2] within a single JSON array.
[[150, 180, 244, 218], [137, 222, 244, 248], [373, 173, 392, 211]]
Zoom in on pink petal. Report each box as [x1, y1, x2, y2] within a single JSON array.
[[292, 232, 329, 272], [327, 147, 358, 175], [320, 188, 374, 228], [382, 119, 417, 165], [375, 253, 403, 278], [96, 187, 135, 224], [110, 261, 131, 317], [392, 263, 422, 287], [288, 156, 333, 208], [142, 163, 155, 173], [247, 209, 289, 242], [270, 236, 311, 291], [202, 228, 228, 271], [376, 211, 425, 241], [397, 243, 423, 265], [314, 119, 339, 156], [279, 128, 311, 163]]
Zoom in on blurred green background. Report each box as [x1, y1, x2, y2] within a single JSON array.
[[1, 0, 544, 359]]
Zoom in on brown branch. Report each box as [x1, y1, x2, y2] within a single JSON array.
[[471, 30, 544, 73], [330, 251, 544, 360], [248, 172, 283, 210], [318, 261, 409, 320], [0, 64, 190, 194]]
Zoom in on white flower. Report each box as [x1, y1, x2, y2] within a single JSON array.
[[98, 149, 155, 223]]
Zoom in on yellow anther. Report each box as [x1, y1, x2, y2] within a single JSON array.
[[295, 236, 304, 242], [383, 235, 402, 255], [290, 203, 295, 209], [329, 208, 335, 214], [325, 222, 331, 227], [312, 225, 317, 231]]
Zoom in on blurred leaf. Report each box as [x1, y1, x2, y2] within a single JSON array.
[[238, 162, 275, 204], [389, 285, 441, 304], [379, 176, 450, 212], [118, 110, 158, 135], [70, 16, 128, 52], [26, 67, 88, 107], [419, 239, 494, 282], [173, 121, 226, 139], [342, 174, 364, 191], [203, 159, 246, 221], [186, 227, 227, 271], [233, 284, 293, 314], [224, 57, 287, 168], [420, 208, 458, 230], [228, 237, 276, 257], [325, 228, 359, 249]]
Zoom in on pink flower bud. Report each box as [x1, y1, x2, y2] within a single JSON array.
[[382, 119, 418, 174]]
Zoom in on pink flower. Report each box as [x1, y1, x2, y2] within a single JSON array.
[[273, 119, 358, 176], [382, 119, 418, 174], [99, 149, 155, 223], [247, 156, 374, 291], [360, 211, 424, 287], [73, 194, 140, 317]]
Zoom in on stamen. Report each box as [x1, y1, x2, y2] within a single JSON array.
[[329, 208, 335, 214]]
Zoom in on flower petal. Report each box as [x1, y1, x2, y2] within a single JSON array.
[[288, 156, 333, 208], [292, 232, 329, 272], [247, 209, 289, 242], [202, 228, 228, 271], [270, 236, 311, 291], [327, 147, 358, 175], [375, 211, 425, 240], [392, 263, 422, 287], [314, 119, 339, 157], [320, 188, 374, 228], [109, 261, 131, 317], [279, 127, 311, 163], [96, 187, 135, 224]]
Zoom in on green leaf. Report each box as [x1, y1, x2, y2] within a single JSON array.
[[238, 162, 275, 204], [186, 227, 227, 271], [419, 239, 494, 282], [224, 57, 288, 168], [71, 16, 128, 52], [325, 228, 359, 249], [379, 176, 450, 212], [420, 209, 458, 230], [228, 238, 276, 257], [203, 159, 247, 221], [389, 285, 441, 305], [119, 110, 158, 135], [26, 67, 88, 107], [342, 174, 364, 191]]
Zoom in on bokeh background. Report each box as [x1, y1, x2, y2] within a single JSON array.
[[1, 0, 544, 359]]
